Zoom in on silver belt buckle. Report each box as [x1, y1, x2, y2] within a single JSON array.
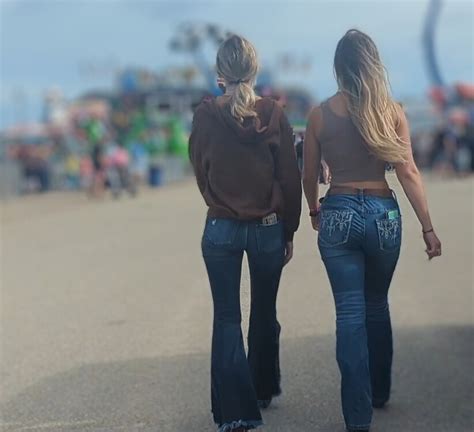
[[261, 212, 278, 226]]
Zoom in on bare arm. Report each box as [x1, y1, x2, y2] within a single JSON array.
[[394, 106, 442, 259], [302, 107, 322, 214], [394, 107, 432, 230], [321, 159, 331, 184]]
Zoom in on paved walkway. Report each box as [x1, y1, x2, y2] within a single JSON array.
[[1, 176, 472, 431]]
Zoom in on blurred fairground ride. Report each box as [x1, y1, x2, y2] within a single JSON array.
[[421, 0, 473, 124]]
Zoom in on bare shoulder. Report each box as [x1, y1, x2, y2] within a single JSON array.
[[308, 105, 323, 121], [394, 101, 408, 129], [307, 105, 324, 136]]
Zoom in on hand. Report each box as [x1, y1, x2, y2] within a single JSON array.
[[423, 230, 442, 260], [322, 162, 332, 185], [311, 214, 320, 231], [283, 241, 293, 266]]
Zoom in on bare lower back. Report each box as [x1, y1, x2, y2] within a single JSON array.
[[332, 180, 390, 190]]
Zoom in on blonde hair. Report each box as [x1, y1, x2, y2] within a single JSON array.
[[216, 35, 259, 122], [334, 29, 408, 163]]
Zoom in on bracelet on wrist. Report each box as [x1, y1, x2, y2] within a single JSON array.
[[422, 227, 434, 234]]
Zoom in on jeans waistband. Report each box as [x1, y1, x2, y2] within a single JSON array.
[[207, 212, 280, 226]]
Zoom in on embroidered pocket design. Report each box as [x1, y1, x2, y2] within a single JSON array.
[[319, 210, 354, 247], [376, 217, 401, 251]]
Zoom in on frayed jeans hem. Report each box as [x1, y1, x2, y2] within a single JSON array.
[[217, 419, 264, 431]]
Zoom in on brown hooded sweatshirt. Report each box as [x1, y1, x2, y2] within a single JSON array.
[[189, 96, 302, 241]]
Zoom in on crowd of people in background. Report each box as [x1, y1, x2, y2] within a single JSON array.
[[412, 120, 474, 175], [5, 104, 190, 197], [4, 95, 474, 198]]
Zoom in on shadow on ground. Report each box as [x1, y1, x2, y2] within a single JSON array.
[[1, 325, 472, 432]]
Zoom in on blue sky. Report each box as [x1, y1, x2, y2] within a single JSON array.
[[1, 0, 473, 128]]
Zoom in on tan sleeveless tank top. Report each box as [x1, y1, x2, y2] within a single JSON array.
[[319, 101, 386, 183]]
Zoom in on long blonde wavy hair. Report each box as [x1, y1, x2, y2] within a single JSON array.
[[216, 35, 259, 122], [334, 29, 408, 163]]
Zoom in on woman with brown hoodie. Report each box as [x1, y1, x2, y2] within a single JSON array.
[[189, 35, 301, 431]]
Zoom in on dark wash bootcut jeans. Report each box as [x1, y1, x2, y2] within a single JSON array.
[[202, 217, 285, 432], [318, 191, 401, 431]]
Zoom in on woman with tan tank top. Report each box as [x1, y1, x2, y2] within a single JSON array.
[[303, 29, 441, 432]]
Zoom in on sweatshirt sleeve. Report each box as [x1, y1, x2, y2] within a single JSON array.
[[276, 110, 302, 241], [188, 105, 208, 195]]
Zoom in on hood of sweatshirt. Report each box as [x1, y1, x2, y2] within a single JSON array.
[[200, 96, 283, 144]]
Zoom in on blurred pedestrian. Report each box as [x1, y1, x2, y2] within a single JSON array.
[[129, 134, 149, 185], [64, 152, 81, 190], [431, 124, 460, 174], [295, 131, 304, 171], [89, 140, 105, 198], [303, 29, 442, 432], [17, 145, 51, 193], [189, 35, 301, 432], [105, 140, 136, 198]]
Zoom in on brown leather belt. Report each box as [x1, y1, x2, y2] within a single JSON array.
[[327, 186, 393, 198]]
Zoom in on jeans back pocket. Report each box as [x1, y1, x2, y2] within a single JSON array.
[[318, 209, 354, 248], [203, 218, 240, 246], [255, 221, 284, 253], [376, 215, 401, 251]]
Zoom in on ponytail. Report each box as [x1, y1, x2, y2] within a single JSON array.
[[216, 35, 259, 122], [228, 81, 258, 122]]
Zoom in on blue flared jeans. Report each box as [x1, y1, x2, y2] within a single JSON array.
[[318, 192, 401, 430], [202, 217, 285, 431]]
